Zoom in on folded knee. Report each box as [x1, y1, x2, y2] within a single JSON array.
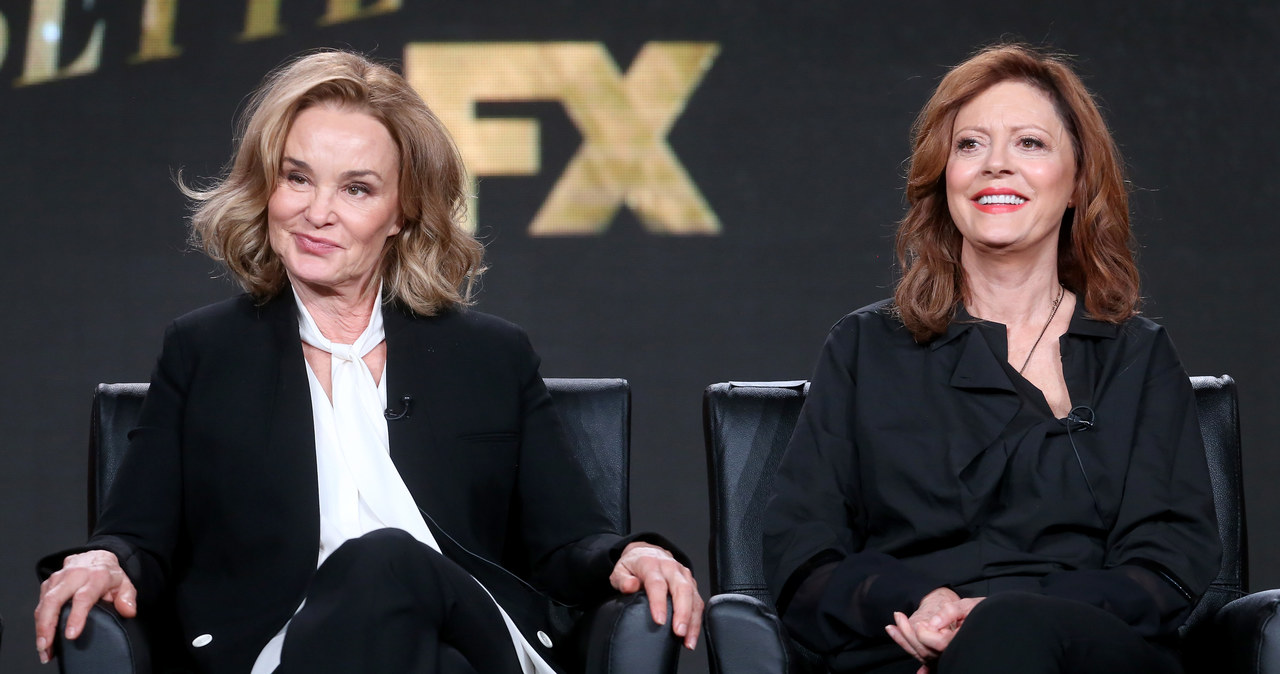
[[325, 528, 437, 572], [957, 592, 1060, 645]]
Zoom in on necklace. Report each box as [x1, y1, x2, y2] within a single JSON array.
[[1018, 283, 1066, 374]]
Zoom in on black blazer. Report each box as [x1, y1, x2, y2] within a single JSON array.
[[66, 292, 644, 672]]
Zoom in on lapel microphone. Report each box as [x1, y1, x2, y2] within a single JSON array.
[[1065, 405, 1095, 431], [1064, 404, 1102, 522], [384, 395, 413, 420]]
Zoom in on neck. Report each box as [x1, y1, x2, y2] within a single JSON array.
[[961, 241, 1062, 327], [290, 275, 381, 343]]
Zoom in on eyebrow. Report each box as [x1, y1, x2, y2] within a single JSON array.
[[953, 123, 1054, 137], [281, 156, 385, 182]]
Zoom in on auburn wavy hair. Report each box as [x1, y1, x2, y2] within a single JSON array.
[[894, 43, 1138, 342], [183, 50, 485, 315]]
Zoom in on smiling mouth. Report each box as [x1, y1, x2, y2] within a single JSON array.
[[295, 233, 341, 251], [976, 194, 1027, 206]]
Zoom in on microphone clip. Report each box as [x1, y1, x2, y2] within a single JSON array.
[[384, 395, 413, 420], [1065, 405, 1095, 431]]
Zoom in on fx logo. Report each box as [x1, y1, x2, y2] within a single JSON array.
[[405, 42, 720, 236]]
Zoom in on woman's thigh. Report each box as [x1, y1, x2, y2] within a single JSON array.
[[859, 658, 921, 674], [937, 591, 1180, 674], [278, 528, 523, 674]]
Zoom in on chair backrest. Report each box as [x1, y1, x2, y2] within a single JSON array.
[[703, 380, 808, 601], [543, 378, 633, 534], [1183, 375, 1247, 635], [88, 378, 632, 534], [88, 383, 149, 532], [703, 375, 1245, 625]]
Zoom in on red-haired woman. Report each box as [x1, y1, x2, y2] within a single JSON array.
[[763, 43, 1219, 674]]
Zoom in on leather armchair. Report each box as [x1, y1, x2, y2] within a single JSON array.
[[702, 375, 1280, 674], [55, 379, 680, 674]]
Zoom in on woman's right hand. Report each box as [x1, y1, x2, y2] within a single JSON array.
[[34, 550, 137, 664]]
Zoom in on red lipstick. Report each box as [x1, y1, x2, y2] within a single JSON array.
[[971, 187, 1028, 214]]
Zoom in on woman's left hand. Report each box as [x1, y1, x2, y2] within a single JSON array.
[[886, 588, 985, 673], [610, 541, 704, 650]]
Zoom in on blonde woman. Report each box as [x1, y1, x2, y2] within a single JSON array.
[[36, 50, 701, 673]]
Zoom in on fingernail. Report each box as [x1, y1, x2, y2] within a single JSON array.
[[39, 650, 49, 665], [676, 623, 687, 636], [36, 637, 46, 651]]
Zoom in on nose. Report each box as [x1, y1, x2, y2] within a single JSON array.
[[982, 142, 1014, 176], [304, 189, 335, 227]]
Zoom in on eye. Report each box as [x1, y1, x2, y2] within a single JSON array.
[[283, 171, 309, 186], [954, 137, 981, 153], [344, 183, 370, 197], [1018, 136, 1047, 150]]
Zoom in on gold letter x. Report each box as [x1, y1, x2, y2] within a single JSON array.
[[405, 42, 720, 235]]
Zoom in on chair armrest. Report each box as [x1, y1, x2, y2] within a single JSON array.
[[53, 594, 678, 674], [705, 593, 791, 674], [1214, 589, 1280, 674], [56, 603, 148, 674], [579, 592, 680, 674]]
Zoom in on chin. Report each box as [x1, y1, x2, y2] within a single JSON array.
[[963, 230, 1021, 249], [284, 264, 340, 289]]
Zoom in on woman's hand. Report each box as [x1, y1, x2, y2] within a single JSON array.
[[610, 541, 704, 650], [885, 587, 984, 673], [33, 550, 137, 664]]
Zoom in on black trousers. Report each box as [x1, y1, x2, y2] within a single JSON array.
[[274, 528, 525, 674], [863, 592, 1181, 674]]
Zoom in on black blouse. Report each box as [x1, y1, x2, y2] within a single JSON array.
[[762, 300, 1221, 667]]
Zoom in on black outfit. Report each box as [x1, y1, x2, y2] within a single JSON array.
[[41, 292, 681, 673], [934, 592, 1180, 673], [276, 529, 522, 674], [762, 299, 1220, 673]]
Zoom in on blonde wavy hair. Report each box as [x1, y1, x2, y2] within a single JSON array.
[[894, 43, 1138, 342], [183, 50, 485, 315]]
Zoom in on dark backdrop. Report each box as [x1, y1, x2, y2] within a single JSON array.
[[1, 2, 1276, 672]]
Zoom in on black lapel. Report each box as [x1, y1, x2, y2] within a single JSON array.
[[381, 302, 452, 523], [934, 323, 1021, 477], [260, 292, 321, 548], [1059, 301, 1121, 412], [1058, 303, 1124, 518]]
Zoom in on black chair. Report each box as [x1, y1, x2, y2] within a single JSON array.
[[57, 379, 680, 674], [703, 375, 1280, 674]]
